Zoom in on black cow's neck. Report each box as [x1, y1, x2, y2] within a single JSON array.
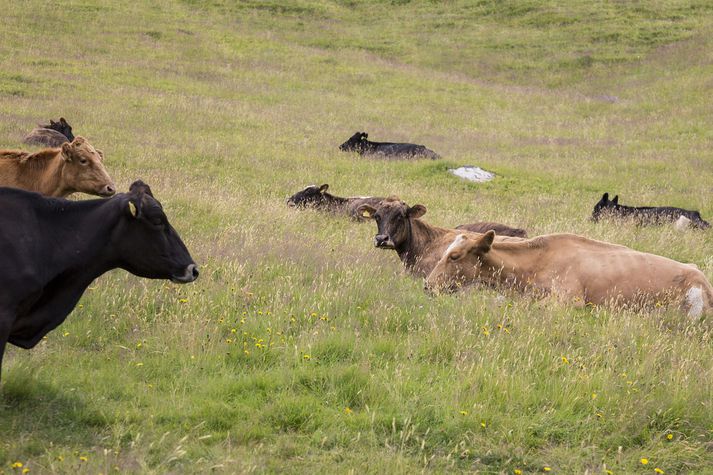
[[322, 192, 349, 211]]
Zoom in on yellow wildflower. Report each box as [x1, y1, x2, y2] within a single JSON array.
[[666, 433, 673, 440], [480, 421, 487, 428], [303, 354, 311, 360], [561, 356, 569, 364], [459, 410, 468, 416], [344, 407, 353, 415], [11, 462, 23, 469], [63, 332, 70, 337], [654, 469, 664, 474], [514, 470, 522, 475], [640, 458, 648, 465], [22, 468, 30, 474], [79, 456, 88, 462], [543, 467, 551, 472]]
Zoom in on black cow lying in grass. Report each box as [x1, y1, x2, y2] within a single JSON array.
[[287, 184, 384, 221], [0, 180, 198, 381], [288, 185, 528, 238], [592, 193, 710, 229], [23, 117, 75, 147], [339, 132, 440, 160]]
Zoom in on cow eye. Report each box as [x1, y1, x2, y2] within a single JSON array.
[[79, 158, 88, 165], [449, 252, 461, 261]]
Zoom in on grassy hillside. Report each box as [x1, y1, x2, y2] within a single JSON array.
[[1, 1, 713, 473]]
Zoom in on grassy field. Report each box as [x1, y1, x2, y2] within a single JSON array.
[[1, 1, 713, 473]]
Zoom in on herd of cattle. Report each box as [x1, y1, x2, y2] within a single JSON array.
[[0, 119, 710, 381], [287, 179, 712, 319]]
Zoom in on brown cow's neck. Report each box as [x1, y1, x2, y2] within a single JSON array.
[[397, 218, 448, 269], [2, 149, 71, 197], [479, 241, 546, 289]]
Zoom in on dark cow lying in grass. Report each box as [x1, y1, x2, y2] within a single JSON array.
[[23, 117, 75, 147], [287, 184, 384, 221], [339, 132, 440, 160], [592, 193, 710, 229], [0, 180, 198, 381], [357, 197, 526, 277]]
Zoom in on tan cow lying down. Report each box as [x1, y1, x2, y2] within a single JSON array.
[[0, 136, 115, 198], [426, 231, 713, 319]]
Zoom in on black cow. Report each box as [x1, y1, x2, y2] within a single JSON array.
[[287, 184, 384, 221], [339, 132, 440, 160], [23, 117, 75, 147], [591, 192, 710, 229], [0, 180, 198, 380]]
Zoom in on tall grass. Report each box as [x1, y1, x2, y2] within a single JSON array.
[[1, 1, 712, 473]]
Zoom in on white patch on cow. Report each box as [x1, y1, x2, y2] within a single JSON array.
[[444, 234, 468, 258], [686, 287, 704, 320], [675, 215, 692, 231]]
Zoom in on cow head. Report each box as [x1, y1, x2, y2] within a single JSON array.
[[425, 231, 495, 293], [44, 117, 75, 141], [60, 137, 116, 197], [114, 180, 199, 283], [287, 184, 330, 208], [357, 197, 426, 250], [591, 192, 618, 222], [339, 132, 369, 153]]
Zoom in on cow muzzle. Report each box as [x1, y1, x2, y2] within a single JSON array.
[[286, 199, 296, 207], [374, 234, 395, 249], [171, 264, 199, 283], [99, 184, 116, 197]]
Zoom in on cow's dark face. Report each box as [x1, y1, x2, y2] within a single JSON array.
[[287, 184, 329, 208], [114, 181, 198, 283], [591, 192, 618, 222], [47, 117, 74, 141], [339, 132, 368, 152], [358, 198, 427, 250]]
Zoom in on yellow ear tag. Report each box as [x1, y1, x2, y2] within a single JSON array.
[[129, 201, 138, 217], [362, 209, 372, 218]]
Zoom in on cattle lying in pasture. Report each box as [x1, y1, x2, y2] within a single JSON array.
[[425, 231, 712, 319], [0, 136, 115, 197], [592, 193, 710, 229], [357, 197, 526, 277], [23, 117, 75, 147], [287, 184, 384, 221], [339, 132, 441, 160], [0, 180, 199, 380]]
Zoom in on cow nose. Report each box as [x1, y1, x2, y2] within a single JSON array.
[[374, 234, 388, 247], [103, 184, 116, 196], [188, 264, 199, 280]]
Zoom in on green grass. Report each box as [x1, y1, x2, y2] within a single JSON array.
[[1, 1, 713, 473]]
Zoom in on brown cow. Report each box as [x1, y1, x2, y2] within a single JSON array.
[[287, 184, 384, 221], [0, 136, 115, 198], [425, 231, 713, 319], [357, 197, 525, 277]]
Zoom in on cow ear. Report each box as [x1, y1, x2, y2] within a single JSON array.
[[601, 192, 609, 202], [61, 142, 73, 161], [50, 119, 57, 126], [319, 184, 329, 193], [612, 195, 619, 205], [362, 132, 368, 139], [357, 204, 376, 219], [470, 230, 495, 255], [96, 149, 105, 161], [407, 204, 427, 219], [60, 117, 68, 124]]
